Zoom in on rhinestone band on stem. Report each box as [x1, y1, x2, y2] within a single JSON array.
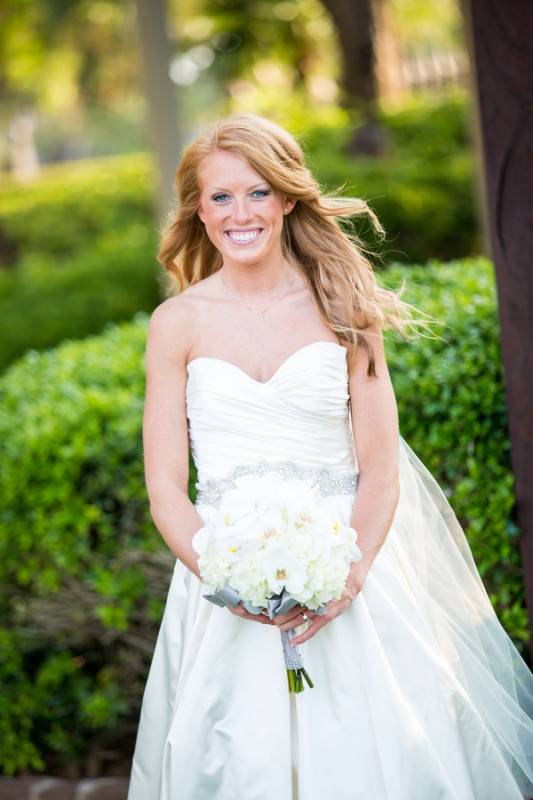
[[194, 458, 360, 508]]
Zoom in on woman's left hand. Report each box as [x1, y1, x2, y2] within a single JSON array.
[[274, 563, 368, 646]]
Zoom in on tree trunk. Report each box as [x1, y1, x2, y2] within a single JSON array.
[[372, 0, 406, 103], [133, 0, 182, 221], [7, 111, 40, 183], [457, 0, 491, 258], [320, 0, 390, 156], [467, 0, 533, 657]]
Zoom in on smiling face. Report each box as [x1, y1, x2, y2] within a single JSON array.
[[196, 149, 295, 268]]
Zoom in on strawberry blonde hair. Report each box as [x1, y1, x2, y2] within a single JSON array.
[[158, 113, 434, 376]]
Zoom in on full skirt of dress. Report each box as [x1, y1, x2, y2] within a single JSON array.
[[127, 436, 533, 800]]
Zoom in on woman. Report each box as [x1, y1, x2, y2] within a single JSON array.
[[127, 113, 533, 799]]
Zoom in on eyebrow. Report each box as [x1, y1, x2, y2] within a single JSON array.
[[209, 182, 269, 192]]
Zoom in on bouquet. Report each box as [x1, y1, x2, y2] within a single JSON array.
[[192, 472, 363, 692]]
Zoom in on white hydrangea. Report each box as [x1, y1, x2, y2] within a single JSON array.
[[192, 472, 363, 608]]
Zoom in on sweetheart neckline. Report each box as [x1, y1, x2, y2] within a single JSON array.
[[186, 340, 347, 386]]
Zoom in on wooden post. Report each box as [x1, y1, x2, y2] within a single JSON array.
[[467, 1, 533, 655]]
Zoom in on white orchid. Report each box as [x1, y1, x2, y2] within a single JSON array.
[[194, 472, 362, 611], [261, 542, 307, 595], [194, 472, 364, 693]]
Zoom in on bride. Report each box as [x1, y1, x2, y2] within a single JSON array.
[[127, 113, 533, 799]]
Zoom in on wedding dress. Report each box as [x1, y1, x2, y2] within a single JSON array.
[[127, 340, 533, 800]]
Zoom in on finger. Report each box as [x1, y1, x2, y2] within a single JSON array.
[[274, 611, 300, 628], [278, 611, 314, 631], [290, 615, 329, 645], [273, 604, 306, 625], [238, 608, 274, 624], [267, 607, 302, 623]]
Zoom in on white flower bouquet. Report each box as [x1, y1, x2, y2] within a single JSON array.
[[192, 472, 363, 692]]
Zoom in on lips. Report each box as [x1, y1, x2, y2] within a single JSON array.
[[225, 228, 263, 244]]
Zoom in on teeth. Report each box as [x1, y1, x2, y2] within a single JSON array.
[[227, 229, 261, 243]]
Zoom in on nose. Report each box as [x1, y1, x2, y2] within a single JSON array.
[[231, 196, 254, 225]]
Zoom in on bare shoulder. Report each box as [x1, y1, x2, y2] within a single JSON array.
[[146, 275, 220, 366], [146, 294, 195, 369]]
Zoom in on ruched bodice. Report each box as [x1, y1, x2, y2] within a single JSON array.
[[186, 341, 358, 481]]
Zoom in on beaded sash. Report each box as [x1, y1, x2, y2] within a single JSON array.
[[194, 458, 360, 508]]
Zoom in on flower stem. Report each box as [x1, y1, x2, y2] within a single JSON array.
[[300, 667, 314, 689], [287, 668, 314, 693]]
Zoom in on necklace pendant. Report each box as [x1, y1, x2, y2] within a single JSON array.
[[257, 310, 266, 318]]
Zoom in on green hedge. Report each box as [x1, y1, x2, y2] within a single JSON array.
[[382, 258, 526, 646], [1, 254, 520, 775], [0, 227, 162, 371], [0, 316, 185, 775], [0, 154, 154, 262], [306, 92, 477, 264], [0, 153, 162, 372]]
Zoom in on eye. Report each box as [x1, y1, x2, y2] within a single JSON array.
[[211, 188, 271, 203], [252, 189, 271, 199]]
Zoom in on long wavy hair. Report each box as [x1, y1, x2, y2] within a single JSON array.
[[158, 113, 435, 377]]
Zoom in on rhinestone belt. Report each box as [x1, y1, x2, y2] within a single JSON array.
[[194, 458, 360, 508]]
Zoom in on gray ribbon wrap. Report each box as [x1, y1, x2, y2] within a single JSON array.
[[203, 585, 327, 670]]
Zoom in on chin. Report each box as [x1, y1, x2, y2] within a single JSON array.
[[233, 249, 271, 265], [220, 240, 274, 263]]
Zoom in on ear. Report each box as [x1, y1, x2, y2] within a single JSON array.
[[197, 205, 205, 224], [283, 197, 297, 215]]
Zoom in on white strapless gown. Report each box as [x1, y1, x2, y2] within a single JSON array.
[[127, 341, 533, 800]]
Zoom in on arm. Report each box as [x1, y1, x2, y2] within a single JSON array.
[[279, 325, 402, 646], [142, 297, 205, 580], [344, 324, 401, 598]]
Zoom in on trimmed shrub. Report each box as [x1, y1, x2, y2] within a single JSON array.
[[0, 227, 162, 371], [0, 316, 162, 774], [383, 257, 525, 645], [0, 154, 155, 263], [306, 91, 477, 264], [1, 255, 523, 776], [0, 153, 162, 372]]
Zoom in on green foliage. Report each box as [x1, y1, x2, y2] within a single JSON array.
[[0, 255, 528, 774], [0, 226, 162, 371], [0, 94, 475, 373], [391, 0, 464, 53], [382, 256, 527, 644], [305, 91, 477, 264], [0, 316, 171, 775], [0, 153, 154, 261], [0, 1, 142, 129], [0, 154, 162, 371]]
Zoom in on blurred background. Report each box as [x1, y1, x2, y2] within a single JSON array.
[[0, 0, 529, 787]]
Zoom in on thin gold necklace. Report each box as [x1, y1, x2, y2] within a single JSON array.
[[220, 267, 297, 319]]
